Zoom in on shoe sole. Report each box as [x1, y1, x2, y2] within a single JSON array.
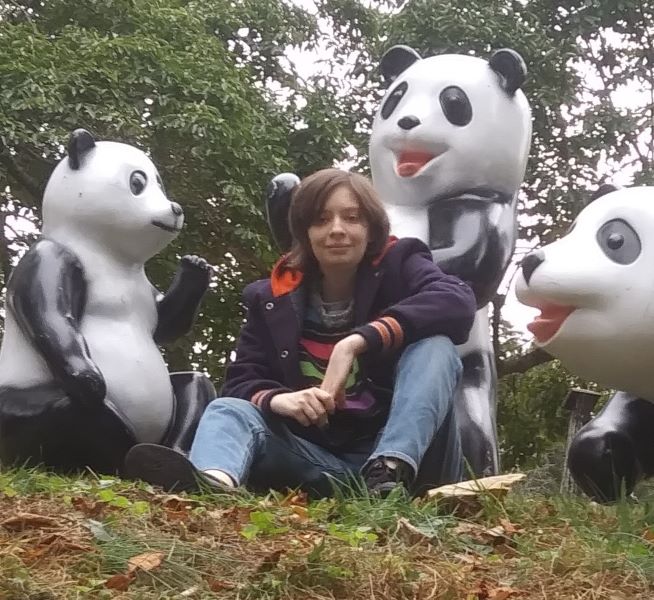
[[124, 443, 201, 493]]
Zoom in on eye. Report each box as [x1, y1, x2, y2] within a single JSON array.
[[130, 171, 148, 195], [439, 86, 472, 126], [381, 81, 408, 120], [596, 219, 640, 264]]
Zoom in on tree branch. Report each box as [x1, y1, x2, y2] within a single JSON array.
[[497, 347, 553, 378]]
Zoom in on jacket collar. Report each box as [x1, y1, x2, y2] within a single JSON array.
[[270, 236, 398, 298]]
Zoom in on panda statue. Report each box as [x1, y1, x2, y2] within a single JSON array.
[[0, 129, 216, 474], [516, 184, 654, 501], [368, 45, 532, 476]]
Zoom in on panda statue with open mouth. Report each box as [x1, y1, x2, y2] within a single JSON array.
[[368, 45, 533, 476], [517, 184, 654, 501], [0, 129, 216, 474]]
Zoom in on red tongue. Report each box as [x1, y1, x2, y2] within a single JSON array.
[[527, 304, 576, 344], [396, 151, 435, 177]]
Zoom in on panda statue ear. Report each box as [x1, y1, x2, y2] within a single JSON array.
[[488, 49, 527, 96], [590, 183, 620, 202], [67, 129, 96, 170], [380, 45, 421, 86]]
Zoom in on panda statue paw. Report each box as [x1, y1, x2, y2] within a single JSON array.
[[178, 255, 212, 291], [62, 360, 106, 409]]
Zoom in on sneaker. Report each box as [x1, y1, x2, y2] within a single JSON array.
[[363, 458, 413, 497], [124, 443, 231, 493]]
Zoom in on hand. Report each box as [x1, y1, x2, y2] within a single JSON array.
[[321, 334, 367, 408], [178, 255, 212, 292], [269, 387, 335, 428], [61, 357, 106, 409]]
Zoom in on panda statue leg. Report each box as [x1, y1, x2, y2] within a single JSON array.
[[454, 309, 500, 477], [0, 384, 136, 473], [161, 372, 216, 454], [567, 391, 654, 502]]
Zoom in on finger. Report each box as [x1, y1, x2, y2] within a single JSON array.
[[292, 408, 311, 427], [300, 402, 322, 427], [312, 388, 336, 414], [306, 395, 328, 427]]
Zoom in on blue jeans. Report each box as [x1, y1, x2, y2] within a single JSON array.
[[190, 335, 463, 496]]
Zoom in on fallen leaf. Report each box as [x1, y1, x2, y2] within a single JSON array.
[[256, 549, 284, 573], [290, 505, 309, 522], [493, 543, 520, 558], [499, 518, 522, 535], [427, 474, 526, 514], [72, 497, 106, 518], [160, 494, 200, 511], [489, 586, 520, 599], [104, 572, 135, 591], [1, 513, 60, 531], [207, 578, 237, 592], [642, 528, 654, 542], [127, 550, 165, 573], [281, 491, 309, 507], [395, 517, 434, 545]]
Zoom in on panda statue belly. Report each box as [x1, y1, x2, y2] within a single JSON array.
[[79, 265, 174, 443], [517, 184, 654, 501], [368, 45, 532, 476], [0, 129, 215, 473]]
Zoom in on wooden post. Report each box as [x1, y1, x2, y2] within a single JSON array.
[[560, 388, 601, 495]]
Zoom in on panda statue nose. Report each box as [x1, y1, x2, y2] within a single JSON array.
[[398, 115, 421, 130], [170, 202, 183, 217], [521, 251, 545, 285]]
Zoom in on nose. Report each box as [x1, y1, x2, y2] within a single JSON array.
[[170, 202, 183, 217], [521, 251, 545, 285], [398, 115, 421, 130]]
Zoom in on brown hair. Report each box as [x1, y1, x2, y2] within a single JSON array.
[[285, 168, 390, 273]]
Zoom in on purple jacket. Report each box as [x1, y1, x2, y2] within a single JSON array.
[[221, 237, 476, 416]]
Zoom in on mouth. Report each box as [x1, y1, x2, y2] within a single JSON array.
[[152, 220, 182, 233], [527, 302, 576, 344], [395, 149, 443, 177]]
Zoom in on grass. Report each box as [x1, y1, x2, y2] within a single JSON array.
[[1, 467, 654, 599]]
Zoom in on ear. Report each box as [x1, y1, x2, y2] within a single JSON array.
[[488, 49, 527, 96], [265, 172, 299, 252], [67, 129, 96, 170], [380, 45, 421, 86], [590, 183, 620, 202]]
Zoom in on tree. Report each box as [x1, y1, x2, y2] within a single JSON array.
[[0, 0, 354, 381]]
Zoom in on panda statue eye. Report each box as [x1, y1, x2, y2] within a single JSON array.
[[439, 86, 473, 126], [596, 218, 640, 264], [381, 81, 408, 120], [130, 171, 148, 195]]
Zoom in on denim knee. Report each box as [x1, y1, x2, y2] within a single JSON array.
[[400, 335, 462, 378], [202, 397, 266, 430]]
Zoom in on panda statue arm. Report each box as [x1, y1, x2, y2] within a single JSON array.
[[428, 193, 517, 307], [153, 255, 212, 345], [7, 238, 106, 408]]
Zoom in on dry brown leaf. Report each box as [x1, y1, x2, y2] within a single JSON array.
[[207, 578, 237, 592], [290, 505, 309, 522], [493, 543, 520, 558], [498, 518, 522, 535], [452, 522, 514, 547], [488, 586, 520, 599], [395, 517, 434, 546], [281, 491, 309, 507], [160, 494, 200, 511], [642, 528, 654, 542], [256, 549, 284, 573], [104, 572, 135, 591], [71, 497, 106, 518], [426, 473, 526, 512], [127, 550, 165, 574], [1, 513, 60, 531]]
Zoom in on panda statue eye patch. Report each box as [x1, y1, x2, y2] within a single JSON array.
[[439, 86, 472, 126], [381, 81, 408, 120], [596, 218, 641, 264], [130, 170, 148, 195]]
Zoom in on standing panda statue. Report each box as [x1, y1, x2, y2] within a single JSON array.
[[368, 46, 532, 476], [517, 184, 654, 501], [0, 129, 215, 474]]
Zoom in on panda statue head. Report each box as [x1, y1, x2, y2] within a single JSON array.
[[369, 45, 532, 208], [42, 129, 183, 263], [516, 185, 654, 400]]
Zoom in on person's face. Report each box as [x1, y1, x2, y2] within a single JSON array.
[[308, 186, 370, 273]]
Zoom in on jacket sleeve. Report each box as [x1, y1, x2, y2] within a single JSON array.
[[220, 285, 291, 412], [354, 239, 476, 356]]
